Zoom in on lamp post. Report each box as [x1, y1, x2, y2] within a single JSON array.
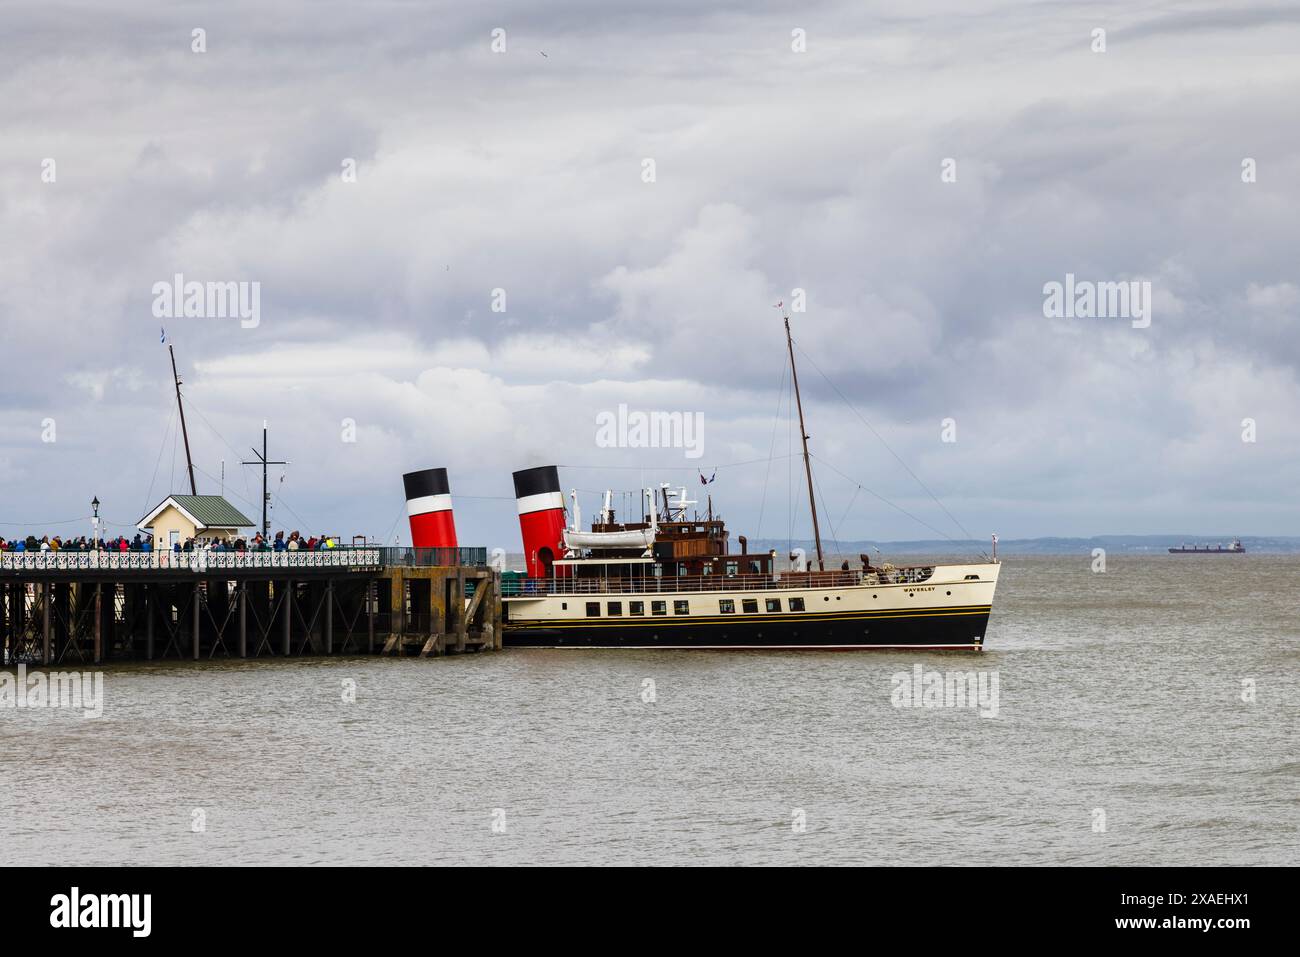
[[91, 496, 100, 549]]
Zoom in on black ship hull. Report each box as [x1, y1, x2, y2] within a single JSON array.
[[503, 606, 991, 650]]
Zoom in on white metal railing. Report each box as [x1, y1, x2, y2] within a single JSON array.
[[502, 566, 938, 597], [502, 573, 793, 596], [0, 548, 383, 573]]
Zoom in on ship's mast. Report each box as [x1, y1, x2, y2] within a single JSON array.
[[168, 344, 198, 496], [784, 312, 824, 571]]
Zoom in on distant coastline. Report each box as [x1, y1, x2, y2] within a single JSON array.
[[750, 536, 1300, 556]]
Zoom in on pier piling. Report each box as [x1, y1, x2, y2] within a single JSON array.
[[1, 547, 494, 666]]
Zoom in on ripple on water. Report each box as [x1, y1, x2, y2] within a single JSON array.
[[1, 555, 1297, 865]]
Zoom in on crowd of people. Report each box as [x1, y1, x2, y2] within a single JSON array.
[[0, 530, 343, 553], [0, 534, 146, 553]]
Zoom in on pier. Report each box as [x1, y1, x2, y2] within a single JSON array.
[[0, 547, 500, 665]]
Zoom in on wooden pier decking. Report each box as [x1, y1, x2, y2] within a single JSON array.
[[0, 548, 499, 665]]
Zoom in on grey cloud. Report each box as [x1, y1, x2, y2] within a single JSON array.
[[1, 0, 1297, 545]]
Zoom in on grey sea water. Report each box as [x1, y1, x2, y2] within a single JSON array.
[[1, 555, 1296, 866]]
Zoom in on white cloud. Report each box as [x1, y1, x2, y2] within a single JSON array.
[[1246, 282, 1300, 309]]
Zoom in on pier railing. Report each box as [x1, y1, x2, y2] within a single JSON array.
[[0, 545, 488, 573], [376, 547, 488, 568]]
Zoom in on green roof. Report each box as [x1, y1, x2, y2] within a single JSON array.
[[142, 495, 255, 529]]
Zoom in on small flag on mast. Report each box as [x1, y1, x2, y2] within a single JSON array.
[[160, 327, 166, 344]]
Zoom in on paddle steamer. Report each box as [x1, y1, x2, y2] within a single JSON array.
[[500, 315, 1000, 649]]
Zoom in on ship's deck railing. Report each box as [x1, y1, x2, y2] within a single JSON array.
[[0, 546, 488, 573], [502, 566, 937, 597]]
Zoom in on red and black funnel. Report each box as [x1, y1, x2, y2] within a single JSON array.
[[513, 465, 567, 578], [403, 467, 458, 549]]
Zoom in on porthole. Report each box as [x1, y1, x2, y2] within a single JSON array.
[[946, 591, 951, 596]]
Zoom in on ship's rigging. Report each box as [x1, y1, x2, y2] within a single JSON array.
[[557, 308, 986, 559]]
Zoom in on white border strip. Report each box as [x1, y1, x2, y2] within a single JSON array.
[[517, 490, 565, 515], [407, 493, 453, 516]]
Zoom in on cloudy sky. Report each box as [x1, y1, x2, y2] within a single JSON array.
[[2, 0, 1297, 550]]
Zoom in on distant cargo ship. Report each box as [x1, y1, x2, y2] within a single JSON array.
[[1168, 539, 1245, 554]]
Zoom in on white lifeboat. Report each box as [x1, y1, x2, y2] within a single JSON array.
[[563, 487, 659, 554], [563, 527, 655, 550]]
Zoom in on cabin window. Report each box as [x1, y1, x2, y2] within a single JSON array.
[[607, 601, 622, 616], [789, 597, 805, 612], [629, 601, 644, 616], [749, 561, 761, 574], [719, 599, 735, 614], [964, 574, 980, 580], [585, 602, 601, 617], [651, 601, 667, 616], [561, 602, 567, 610], [742, 599, 759, 614], [766, 598, 782, 613], [677, 563, 688, 577], [652, 564, 663, 577], [673, 600, 690, 615], [725, 562, 738, 576]]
